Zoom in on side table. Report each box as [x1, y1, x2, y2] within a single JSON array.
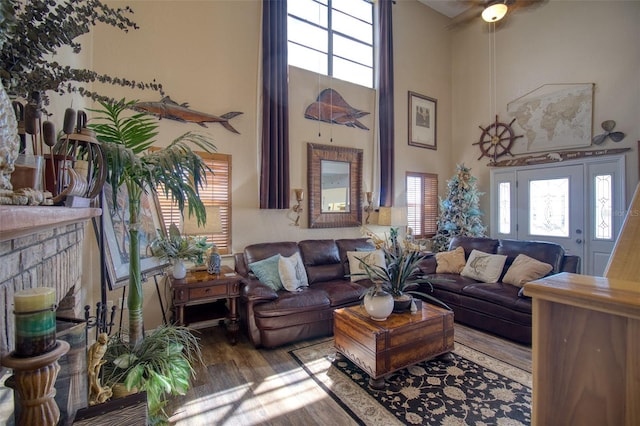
[[170, 265, 244, 345]]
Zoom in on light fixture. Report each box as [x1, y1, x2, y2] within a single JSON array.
[[292, 188, 304, 226], [482, 2, 508, 23]]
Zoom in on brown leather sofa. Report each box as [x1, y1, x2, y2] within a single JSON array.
[[417, 236, 581, 345], [234, 238, 375, 348]]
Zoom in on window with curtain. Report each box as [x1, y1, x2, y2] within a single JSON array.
[[287, 0, 374, 88], [155, 151, 232, 255], [406, 172, 438, 238]]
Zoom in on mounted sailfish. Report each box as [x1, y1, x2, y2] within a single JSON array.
[[134, 97, 243, 134], [304, 88, 369, 130]]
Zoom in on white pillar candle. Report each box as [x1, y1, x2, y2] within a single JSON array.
[[14, 287, 56, 313]]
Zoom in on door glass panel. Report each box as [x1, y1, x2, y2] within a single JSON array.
[[529, 178, 569, 237], [498, 182, 511, 234], [594, 174, 612, 240]]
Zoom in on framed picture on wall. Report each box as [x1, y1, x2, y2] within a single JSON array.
[[101, 183, 168, 290], [408, 91, 437, 150]]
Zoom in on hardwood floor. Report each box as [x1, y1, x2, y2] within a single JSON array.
[[166, 322, 531, 425]]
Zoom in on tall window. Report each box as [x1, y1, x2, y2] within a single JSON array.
[[288, 0, 374, 88], [155, 152, 232, 255], [406, 172, 438, 238]]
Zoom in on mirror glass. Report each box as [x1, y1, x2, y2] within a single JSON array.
[[321, 160, 350, 213], [308, 143, 363, 228]]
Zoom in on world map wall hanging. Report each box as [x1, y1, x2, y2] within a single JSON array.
[[506, 83, 594, 153]]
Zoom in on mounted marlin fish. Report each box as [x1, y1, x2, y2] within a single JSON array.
[[134, 97, 243, 134], [304, 88, 370, 130]]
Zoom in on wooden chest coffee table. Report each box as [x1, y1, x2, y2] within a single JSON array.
[[334, 303, 454, 389]]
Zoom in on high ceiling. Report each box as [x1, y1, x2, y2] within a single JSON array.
[[417, 0, 470, 18]]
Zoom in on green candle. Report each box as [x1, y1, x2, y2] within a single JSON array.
[[14, 288, 57, 357]]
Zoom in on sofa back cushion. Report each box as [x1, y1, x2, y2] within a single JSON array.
[[298, 239, 343, 284], [497, 239, 565, 275], [244, 242, 300, 266], [335, 238, 376, 275], [449, 236, 500, 257]]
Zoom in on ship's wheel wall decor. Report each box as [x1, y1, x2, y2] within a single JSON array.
[[473, 115, 523, 164]]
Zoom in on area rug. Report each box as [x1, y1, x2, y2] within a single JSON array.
[[289, 339, 531, 426]]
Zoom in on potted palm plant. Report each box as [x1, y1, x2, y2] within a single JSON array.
[[89, 99, 214, 423], [150, 223, 212, 279]]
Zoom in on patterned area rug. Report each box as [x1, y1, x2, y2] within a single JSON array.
[[289, 339, 531, 426]]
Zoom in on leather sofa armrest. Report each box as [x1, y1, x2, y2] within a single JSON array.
[[242, 277, 279, 302], [416, 254, 437, 274], [234, 252, 250, 276], [560, 255, 581, 274]]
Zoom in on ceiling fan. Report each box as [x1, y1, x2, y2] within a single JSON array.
[[449, 0, 546, 29]]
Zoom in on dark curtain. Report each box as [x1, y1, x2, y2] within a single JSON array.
[[378, 0, 394, 207], [260, 0, 290, 209]]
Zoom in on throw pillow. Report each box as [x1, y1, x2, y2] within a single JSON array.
[[503, 254, 553, 288], [460, 249, 507, 283], [278, 252, 309, 292], [249, 254, 283, 291], [346, 250, 386, 282], [435, 246, 466, 274]]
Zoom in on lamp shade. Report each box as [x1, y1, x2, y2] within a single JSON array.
[[182, 206, 222, 235], [377, 207, 408, 227], [482, 3, 508, 22]]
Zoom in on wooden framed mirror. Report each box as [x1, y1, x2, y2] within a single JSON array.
[[307, 143, 363, 228]]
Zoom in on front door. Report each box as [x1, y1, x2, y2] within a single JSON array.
[[516, 165, 584, 260]]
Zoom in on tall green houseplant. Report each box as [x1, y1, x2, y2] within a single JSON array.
[[90, 99, 215, 346]]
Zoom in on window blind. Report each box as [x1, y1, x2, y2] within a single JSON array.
[[406, 172, 438, 238]]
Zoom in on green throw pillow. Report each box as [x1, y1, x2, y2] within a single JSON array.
[[249, 254, 283, 291]]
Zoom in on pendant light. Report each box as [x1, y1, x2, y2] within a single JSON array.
[[482, 2, 508, 23]]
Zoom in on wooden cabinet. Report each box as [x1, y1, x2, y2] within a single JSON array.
[[170, 265, 243, 344]]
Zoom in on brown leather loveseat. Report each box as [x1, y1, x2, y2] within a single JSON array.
[[417, 236, 581, 345], [234, 238, 375, 348]]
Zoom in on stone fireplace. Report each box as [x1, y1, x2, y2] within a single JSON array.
[[0, 206, 101, 358]]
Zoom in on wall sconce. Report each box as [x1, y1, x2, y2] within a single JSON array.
[[364, 191, 374, 224], [292, 188, 304, 226]]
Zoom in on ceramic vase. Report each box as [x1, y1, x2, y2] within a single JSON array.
[[172, 259, 187, 279], [363, 283, 394, 321]]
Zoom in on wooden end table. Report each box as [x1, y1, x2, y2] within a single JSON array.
[[170, 265, 244, 345], [333, 303, 454, 389]]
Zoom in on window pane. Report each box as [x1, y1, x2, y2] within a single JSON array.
[[595, 174, 612, 240], [498, 182, 510, 234], [288, 18, 328, 52], [407, 175, 422, 235], [333, 0, 372, 24], [333, 34, 373, 67], [529, 178, 569, 237], [288, 0, 328, 27], [288, 43, 327, 75], [406, 172, 438, 239], [333, 10, 373, 44], [333, 56, 372, 87]]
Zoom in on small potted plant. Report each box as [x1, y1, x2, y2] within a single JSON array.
[[150, 223, 212, 279], [357, 247, 450, 313]]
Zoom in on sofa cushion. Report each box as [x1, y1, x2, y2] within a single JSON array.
[[503, 254, 553, 288], [497, 239, 565, 274], [435, 246, 466, 274], [249, 254, 284, 291], [449, 236, 500, 257], [311, 279, 370, 306], [278, 252, 309, 291], [346, 249, 386, 282], [424, 273, 481, 294], [461, 249, 507, 283], [299, 239, 344, 283], [336, 238, 376, 275], [461, 283, 532, 314], [253, 288, 330, 318]]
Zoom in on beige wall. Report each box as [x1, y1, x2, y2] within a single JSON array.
[[47, 0, 639, 328], [452, 0, 640, 218]]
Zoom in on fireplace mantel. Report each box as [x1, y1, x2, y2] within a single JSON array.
[[0, 205, 101, 242]]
